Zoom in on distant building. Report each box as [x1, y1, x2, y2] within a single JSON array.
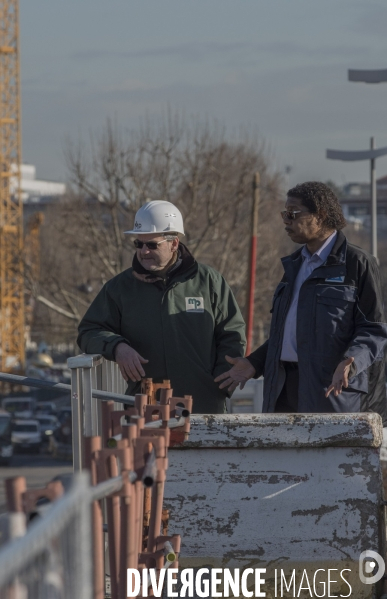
[[12, 163, 66, 201], [19, 164, 66, 202], [11, 164, 66, 220], [340, 177, 387, 236]]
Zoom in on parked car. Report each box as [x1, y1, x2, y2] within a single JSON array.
[[12, 419, 42, 453], [36, 402, 57, 416], [57, 407, 71, 424], [36, 415, 60, 446], [49, 414, 72, 460], [0, 410, 13, 465], [2, 397, 36, 419]]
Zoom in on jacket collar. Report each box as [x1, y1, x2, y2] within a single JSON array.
[[132, 242, 197, 284], [325, 229, 347, 266], [281, 230, 347, 282]]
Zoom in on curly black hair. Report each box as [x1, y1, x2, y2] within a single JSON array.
[[287, 181, 346, 231]]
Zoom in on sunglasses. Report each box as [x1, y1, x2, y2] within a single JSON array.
[[280, 210, 307, 220], [133, 238, 169, 250]]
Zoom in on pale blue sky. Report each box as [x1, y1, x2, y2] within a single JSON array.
[[21, 0, 387, 186]]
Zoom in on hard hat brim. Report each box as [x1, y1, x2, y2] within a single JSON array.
[[123, 229, 184, 236]]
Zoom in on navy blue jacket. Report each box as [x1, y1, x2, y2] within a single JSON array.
[[247, 231, 387, 423]]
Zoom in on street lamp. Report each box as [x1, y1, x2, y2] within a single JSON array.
[[348, 69, 387, 84], [326, 139, 387, 259]]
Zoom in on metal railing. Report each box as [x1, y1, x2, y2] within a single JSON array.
[[0, 354, 189, 469], [64, 354, 190, 599], [0, 429, 183, 598], [67, 354, 133, 471], [0, 472, 92, 599], [67, 354, 191, 471], [0, 355, 191, 599]]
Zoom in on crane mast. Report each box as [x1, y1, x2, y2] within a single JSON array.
[[0, 0, 24, 372]]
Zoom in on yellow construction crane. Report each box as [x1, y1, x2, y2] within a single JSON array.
[[0, 0, 24, 372], [24, 211, 43, 338]]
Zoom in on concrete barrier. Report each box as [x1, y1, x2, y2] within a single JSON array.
[[164, 413, 385, 598]]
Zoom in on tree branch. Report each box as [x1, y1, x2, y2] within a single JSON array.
[[36, 295, 79, 320]]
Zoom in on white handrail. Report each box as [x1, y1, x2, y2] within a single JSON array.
[[0, 473, 92, 597]]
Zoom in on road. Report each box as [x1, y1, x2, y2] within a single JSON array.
[[0, 453, 73, 514]]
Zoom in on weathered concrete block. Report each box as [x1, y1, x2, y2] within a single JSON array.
[[164, 414, 385, 598]]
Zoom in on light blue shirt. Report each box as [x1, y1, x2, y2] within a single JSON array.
[[280, 231, 338, 362]]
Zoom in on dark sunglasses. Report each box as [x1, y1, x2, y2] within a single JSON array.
[[133, 239, 168, 250], [280, 209, 307, 220]]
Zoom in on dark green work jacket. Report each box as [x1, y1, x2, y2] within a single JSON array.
[[77, 245, 246, 413]]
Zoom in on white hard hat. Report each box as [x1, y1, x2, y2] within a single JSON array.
[[124, 201, 185, 236]]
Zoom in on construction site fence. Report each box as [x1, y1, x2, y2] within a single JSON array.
[[67, 354, 132, 471], [0, 357, 191, 599], [67, 353, 190, 470], [0, 472, 92, 599]]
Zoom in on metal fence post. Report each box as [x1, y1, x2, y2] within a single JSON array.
[[82, 367, 94, 438], [70, 367, 83, 472], [95, 362, 103, 436], [106, 360, 113, 394], [78, 473, 93, 599]]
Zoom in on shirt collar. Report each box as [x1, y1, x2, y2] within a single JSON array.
[[301, 231, 338, 264]]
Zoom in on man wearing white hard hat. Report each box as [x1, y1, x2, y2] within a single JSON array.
[[77, 200, 246, 413]]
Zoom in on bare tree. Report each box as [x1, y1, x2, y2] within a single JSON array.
[[32, 117, 289, 348]]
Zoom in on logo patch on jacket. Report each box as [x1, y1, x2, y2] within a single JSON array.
[[185, 297, 204, 312], [325, 275, 345, 282]]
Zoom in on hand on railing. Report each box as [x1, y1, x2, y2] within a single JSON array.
[[114, 343, 149, 382]]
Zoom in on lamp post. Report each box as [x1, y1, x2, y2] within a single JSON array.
[[345, 67, 387, 256], [348, 69, 387, 84], [326, 140, 387, 260]]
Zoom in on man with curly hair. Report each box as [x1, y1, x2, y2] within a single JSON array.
[[215, 181, 387, 421]]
